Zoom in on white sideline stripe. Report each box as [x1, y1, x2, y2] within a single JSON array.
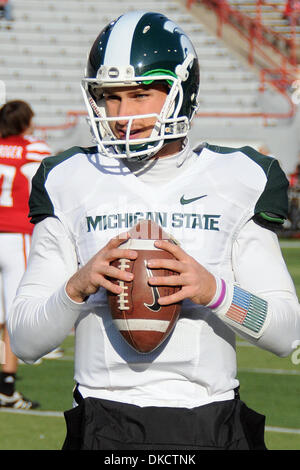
[[237, 342, 300, 376], [279, 241, 300, 248], [0, 408, 63, 417], [237, 341, 255, 347], [18, 355, 74, 364], [239, 367, 300, 376], [266, 426, 300, 435], [1, 408, 300, 435], [113, 319, 169, 332]]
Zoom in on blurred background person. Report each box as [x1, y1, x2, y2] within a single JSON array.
[[283, 0, 300, 24], [0, 0, 13, 22], [288, 162, 300, 233], [0, 100, 51, 409], [289, 162, 300, 187]]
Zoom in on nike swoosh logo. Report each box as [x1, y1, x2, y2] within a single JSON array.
[[144, 261, 161, 312], [180, 195, 207, 205]]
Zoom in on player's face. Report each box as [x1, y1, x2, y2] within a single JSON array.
[[103, 83, 168, 141]]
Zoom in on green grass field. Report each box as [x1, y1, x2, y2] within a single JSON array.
[[0, 242, 299, 450]]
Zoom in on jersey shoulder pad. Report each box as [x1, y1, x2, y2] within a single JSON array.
[[29, 146, 96, 224], [203, 143, 289, 229]]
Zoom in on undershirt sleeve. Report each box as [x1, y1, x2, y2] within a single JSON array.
[[211, 219, 300, 357], [7, 217, 84, 363]]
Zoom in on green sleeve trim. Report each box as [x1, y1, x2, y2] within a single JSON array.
[[258, 212, 285, 224]]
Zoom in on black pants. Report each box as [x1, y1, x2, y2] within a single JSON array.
[[62, 388, 267, 450]]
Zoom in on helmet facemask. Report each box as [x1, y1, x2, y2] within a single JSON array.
[[81, 53, 197, 160]]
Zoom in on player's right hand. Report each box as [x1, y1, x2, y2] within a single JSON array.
[[65, 232, 137, 303]]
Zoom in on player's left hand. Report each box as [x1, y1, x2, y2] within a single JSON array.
[[147, 240, 216, 306]]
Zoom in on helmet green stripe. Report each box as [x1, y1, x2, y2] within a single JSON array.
[[142, 69, 177, 87]]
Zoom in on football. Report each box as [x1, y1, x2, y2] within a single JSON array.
[[107, 220, 181, 353]]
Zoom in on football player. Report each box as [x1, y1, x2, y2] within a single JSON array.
[[8, 11, 300, 448], [0, 100, 51, 409]]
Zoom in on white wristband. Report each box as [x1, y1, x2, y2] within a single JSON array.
[[206, 276, 227, 309]]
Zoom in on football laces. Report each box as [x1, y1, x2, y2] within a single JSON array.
[[117, 258, 130, 310]]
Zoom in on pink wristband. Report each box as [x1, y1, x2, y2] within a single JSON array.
[[208, 279, 226, 309]]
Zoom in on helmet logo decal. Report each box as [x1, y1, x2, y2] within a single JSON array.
[[164, 20, 196, 64]]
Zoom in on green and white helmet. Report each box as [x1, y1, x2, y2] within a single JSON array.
[[81, 10, 200, 160]]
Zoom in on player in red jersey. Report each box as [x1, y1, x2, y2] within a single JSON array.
[[0, 100, 51, 409]]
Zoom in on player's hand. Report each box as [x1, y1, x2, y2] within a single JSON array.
[[147, 240, 216, 306], [65, 232, 137, 303]]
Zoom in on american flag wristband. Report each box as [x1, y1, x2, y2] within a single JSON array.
[[224, 284, 268, 336], [208, 279, 268, 338]]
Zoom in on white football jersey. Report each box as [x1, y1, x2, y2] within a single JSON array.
[[8, 142, 300, 408]]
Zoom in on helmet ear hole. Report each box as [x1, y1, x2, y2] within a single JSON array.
[[89, 86, 103, 101]]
